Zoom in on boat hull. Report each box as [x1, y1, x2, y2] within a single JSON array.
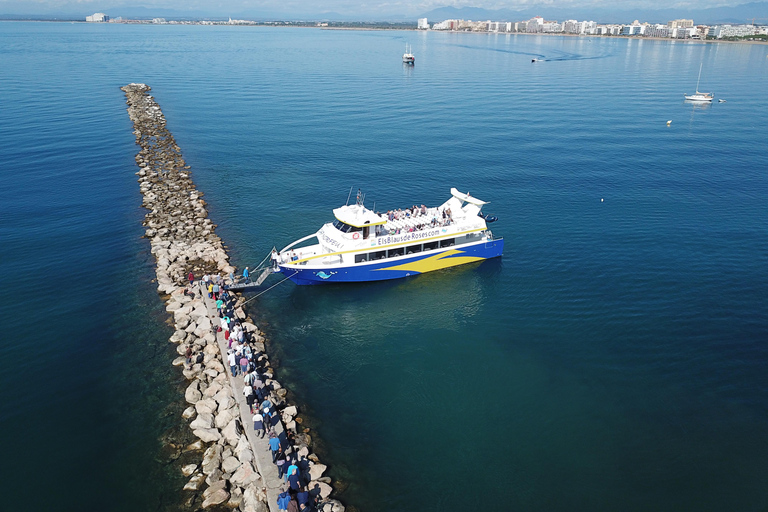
[[279, 238, 503, 285]]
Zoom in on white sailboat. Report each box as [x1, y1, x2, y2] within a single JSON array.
[[403, 44, 415, 64], [685, 63, 714, 102]]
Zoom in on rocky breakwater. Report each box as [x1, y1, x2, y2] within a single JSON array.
[[121, 84, 343, 512]]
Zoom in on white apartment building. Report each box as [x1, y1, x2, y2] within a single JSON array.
[[418, 18, 429, 29], [668, 19, 694, 29], [85, 12, 109, 22], [712, 24, 757, 38], [487, 21, 512, 32]]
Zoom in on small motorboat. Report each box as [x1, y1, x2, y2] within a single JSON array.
[[718, 99, 727, 103]]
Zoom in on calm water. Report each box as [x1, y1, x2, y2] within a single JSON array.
[[1, 22, 767, 511]]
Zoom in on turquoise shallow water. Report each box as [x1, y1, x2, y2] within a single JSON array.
[[1, 22, 767, 511]]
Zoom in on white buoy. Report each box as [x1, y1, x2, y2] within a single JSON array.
[[667, 120, 672, 126], [601, 198, 604, 202]]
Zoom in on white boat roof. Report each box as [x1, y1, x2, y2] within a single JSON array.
[[451, 187, 488, 205], [333, 203, 387, 227]]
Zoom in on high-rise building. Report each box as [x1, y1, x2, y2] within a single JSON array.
[[418, 18, 429, 30]]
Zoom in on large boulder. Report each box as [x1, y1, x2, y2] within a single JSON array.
[[185, 381, 202, 404], [181, 464, 198, 477], [309, 463, 327, 481], [243, 487, 267, 512], [320, 499, 345, 512], [201, 444, 223, 475], [215, 409, 235, 430], [309, 481, 333, 500], [231, 462, 260, 487], [221, 455, 240, 474], [221, 418, 241, 446], [193, 428, 221, 443], [190, 413, 214, 430], [195, 398, 217, 415], [183, 472, 205, 491], [202, 489, 229, 508]]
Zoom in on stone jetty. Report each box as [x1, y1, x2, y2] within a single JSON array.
[[121, 83, 344, 512]]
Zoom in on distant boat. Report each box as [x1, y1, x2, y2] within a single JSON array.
[[403, 44, 415, 65], [718, 99, 727, 103], [684, 63, 714, 102], [532, 58, 541, 63]]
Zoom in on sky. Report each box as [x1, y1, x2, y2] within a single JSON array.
[[0, 0, 752, 19]]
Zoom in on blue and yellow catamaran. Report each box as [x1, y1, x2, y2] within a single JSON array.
[[276, 188, 503, 285]]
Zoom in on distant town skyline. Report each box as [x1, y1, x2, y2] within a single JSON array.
[[1, 0, 766, 21]]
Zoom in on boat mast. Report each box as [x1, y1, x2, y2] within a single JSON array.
[[696, 63, 702, 93]]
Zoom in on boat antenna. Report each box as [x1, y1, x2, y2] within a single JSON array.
[[346, 186, 353, 206]]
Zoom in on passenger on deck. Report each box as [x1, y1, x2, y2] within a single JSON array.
[[421, 204, 427, 216]]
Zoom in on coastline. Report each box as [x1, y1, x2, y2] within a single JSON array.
[[121, 83, 343, 512]]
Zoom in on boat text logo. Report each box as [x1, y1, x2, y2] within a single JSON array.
[[376, 229, 441, 246]]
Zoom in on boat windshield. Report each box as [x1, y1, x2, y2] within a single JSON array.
[[332, 219, 362, 233]]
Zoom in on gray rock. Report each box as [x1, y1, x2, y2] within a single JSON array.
[[172, 356, 186, 366], [185, 381, 202, 404], [221, 418, 240, 446], [310, 481, 333, 500], [227, 486, 244, 508], [183, 472, 205, 491], [195, 398, 217, 415], [215, 409, 235, 430], [181, 464, 198, 477], [202, 489, 229, 508], [202, 444, 223, 475], [181, 406, 196, 419], [203, 478, 227, 498], [193, 428, 221, 443], [190, 413, 214, 430], [231, 462, 260, 487], [309, 463, 327, 481], [221, 456, 240, 474]]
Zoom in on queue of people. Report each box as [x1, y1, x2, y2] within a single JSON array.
[[195, 273, 321, 512]]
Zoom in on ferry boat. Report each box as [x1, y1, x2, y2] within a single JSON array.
[[275, 188, 504, 285], [403, 44, 415, 64]]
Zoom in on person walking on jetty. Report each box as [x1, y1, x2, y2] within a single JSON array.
[[239, 355, 249, 379], [212, 282, 219, 300], [268, 431, 282, 463], [287, 464, 301, 491], [275, 450, 287, 479], [187, 271, 194, 286], [286, 495, 299, 512], [253, 410, 265, 438], [243, 267, 250, 284], [277, 489, 291, 512], [227, 350, 237, 377], [285, 461, 299, 482], [296, 490, 310, 511], [243, 382, 254, 412]]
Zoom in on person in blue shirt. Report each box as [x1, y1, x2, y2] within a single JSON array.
[[285, 462, 299, 481], [243, 267, 250, 283], [268, 434, 282, 463]]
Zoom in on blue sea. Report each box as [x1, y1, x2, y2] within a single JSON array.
[[1, 22, 767, 511]]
